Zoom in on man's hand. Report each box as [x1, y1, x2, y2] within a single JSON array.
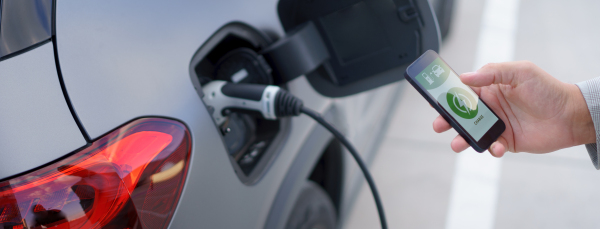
[[432, 61, 595, 157]]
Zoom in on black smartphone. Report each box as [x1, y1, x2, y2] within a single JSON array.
[[404, 50, 505, 152]]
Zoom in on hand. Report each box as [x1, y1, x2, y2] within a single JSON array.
[[432, 61, 595, 157]]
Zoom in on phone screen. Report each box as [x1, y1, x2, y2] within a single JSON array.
[[415, 57, 498, 141]]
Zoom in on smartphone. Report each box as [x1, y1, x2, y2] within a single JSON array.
[[404, 50, 505, 152]]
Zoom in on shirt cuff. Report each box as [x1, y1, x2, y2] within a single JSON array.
[[585, 143, 599, 169], [576, 78, 600, 170]]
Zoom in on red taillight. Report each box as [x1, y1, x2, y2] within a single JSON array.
[[0, 118, 191, 229]]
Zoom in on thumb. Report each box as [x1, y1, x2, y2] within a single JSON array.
[[459, 62, 527, 87]]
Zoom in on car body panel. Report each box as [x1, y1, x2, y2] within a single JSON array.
[[55, 1, 329, 228], [54, 0, 284, 139], [263, 107, 334, 229], [0, 43, 85, 180], [55, 0, 402, 228]]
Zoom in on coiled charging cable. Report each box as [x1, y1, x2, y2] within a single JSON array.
[[202, 81, 388, 229]]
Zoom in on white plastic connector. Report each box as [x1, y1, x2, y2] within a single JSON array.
[[201, 80, 280, 125]]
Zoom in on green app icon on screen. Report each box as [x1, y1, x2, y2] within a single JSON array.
[[446, 87, 478, 119]]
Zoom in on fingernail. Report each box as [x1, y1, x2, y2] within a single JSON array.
[[461, 72, 476, 77], [459, 72, 476, 81]]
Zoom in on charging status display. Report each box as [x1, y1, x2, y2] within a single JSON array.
[[416, 58, 498, 141]]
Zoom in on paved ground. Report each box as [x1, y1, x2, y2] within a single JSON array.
[[344, 0, 600, 228]]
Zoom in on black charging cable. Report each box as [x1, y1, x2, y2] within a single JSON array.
[[272, 89, 388, 229], [202, 81, 388, 228], [300, 106, 388, 229]]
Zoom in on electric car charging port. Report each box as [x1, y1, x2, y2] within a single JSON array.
[[189, 22, 291, 185]]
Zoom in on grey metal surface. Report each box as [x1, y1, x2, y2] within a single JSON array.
[[0, 0, 52, 59], [264, 108, 333, 229], [337, 82, 405, 226], [55, 0, 401, 228], [55, 1, 316, 228], [0, 43, 86, 180], [55, 0, 285, 140]]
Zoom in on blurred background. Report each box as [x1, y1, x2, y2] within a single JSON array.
[[343, 0, 600, 228]]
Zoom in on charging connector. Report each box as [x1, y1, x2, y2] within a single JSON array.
[[202, 81, 388, 229], [202, 80, 302, 125]]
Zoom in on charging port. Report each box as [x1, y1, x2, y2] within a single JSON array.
[[190, 22, 291, 185]]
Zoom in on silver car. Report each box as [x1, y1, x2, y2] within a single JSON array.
[[0, 0, 445, 228]]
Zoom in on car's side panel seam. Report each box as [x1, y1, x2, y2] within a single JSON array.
[[51, 0, 91, 143]]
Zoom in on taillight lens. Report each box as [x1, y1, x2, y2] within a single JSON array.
[[0, 118, 191, 229]]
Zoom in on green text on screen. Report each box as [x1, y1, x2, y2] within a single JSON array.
[[416, 58, 498, 141]]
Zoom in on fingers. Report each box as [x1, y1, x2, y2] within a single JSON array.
[[489, 136, 509, 158], [470, 86, 481, 96], [433, 115, 452, 133], [449, 135, 509, 157], [460, 61, 535, 87], [450, 135, 470, 153]]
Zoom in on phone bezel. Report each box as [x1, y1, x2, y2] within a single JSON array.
[[404, 50, 505, 152]]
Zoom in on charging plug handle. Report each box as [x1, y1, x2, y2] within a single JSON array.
[[202, 80, 303, 124], [201, 81, 387, 229]]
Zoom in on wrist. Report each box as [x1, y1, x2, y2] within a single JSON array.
[[568, 83, 596, 146]]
